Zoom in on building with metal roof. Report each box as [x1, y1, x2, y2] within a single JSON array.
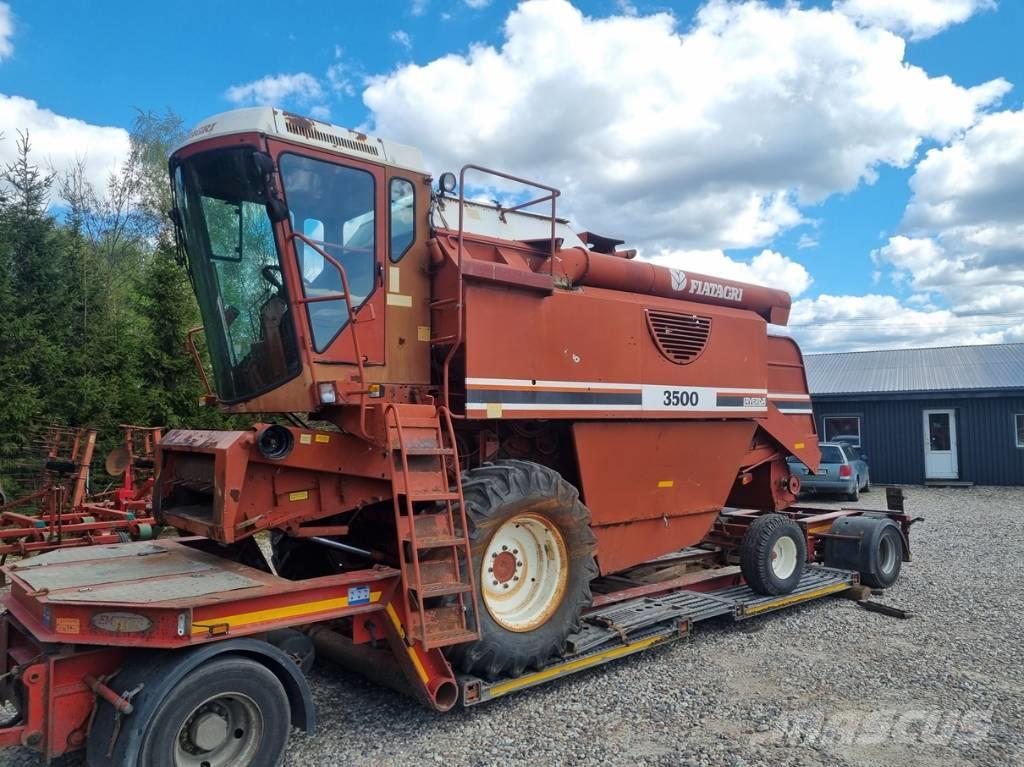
[[804, 343, 1024, 487]]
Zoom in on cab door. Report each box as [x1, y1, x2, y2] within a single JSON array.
[[270, 140, 387, 366]]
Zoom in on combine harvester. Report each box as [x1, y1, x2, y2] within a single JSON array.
[[0, 425, 159, 565], [0, 108, 913, 765]]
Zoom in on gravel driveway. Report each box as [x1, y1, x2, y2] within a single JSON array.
[[3, 486, 1022, 766]]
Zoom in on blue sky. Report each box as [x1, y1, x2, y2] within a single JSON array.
[[1, 0, 1022, 351]]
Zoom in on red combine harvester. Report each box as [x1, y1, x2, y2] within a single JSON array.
[[0, 425, 159, 564], [0, 108, 913, 766]]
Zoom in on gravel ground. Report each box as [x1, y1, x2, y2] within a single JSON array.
[[2, 486, 1022, 766]]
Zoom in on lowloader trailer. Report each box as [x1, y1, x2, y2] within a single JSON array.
[[0, 504, 912, 764], [0, 106, 916, 764]]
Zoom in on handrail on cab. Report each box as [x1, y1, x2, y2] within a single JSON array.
[[184, 326, 217, 406], [288, 231, 372, 441]]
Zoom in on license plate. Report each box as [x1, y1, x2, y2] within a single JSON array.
[[817, 469, 828, 475]]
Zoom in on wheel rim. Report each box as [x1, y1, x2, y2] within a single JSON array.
[[174, 692, 263, 767], [481, 512, 568, 632], [879, 533, 898, 575], [770, 536, 798, 580]]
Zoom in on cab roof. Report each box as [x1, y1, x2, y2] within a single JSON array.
[[174, 107, 428, 175]]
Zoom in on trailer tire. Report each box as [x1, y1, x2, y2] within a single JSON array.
[[825, 516, 903, 589], [740, 514, 807, 596], [449, 460, 597, 679], [138, 656, 290, 767]]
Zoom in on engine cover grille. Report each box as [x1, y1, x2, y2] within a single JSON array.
[[645, 309, 712, 364]]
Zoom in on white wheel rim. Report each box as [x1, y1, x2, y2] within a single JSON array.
[[481, 512, 568, 632], [879, 534, 898, 574], [770, 536, 798, 580]]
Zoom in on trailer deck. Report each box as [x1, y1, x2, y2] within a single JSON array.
[[459, 564, 855, 704]]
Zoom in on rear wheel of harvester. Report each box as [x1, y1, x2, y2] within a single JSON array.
[[740, 513, 807, 596], [449, 460, 598, 679], [137, 657, 290, 767]]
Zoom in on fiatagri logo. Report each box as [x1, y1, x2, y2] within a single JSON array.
[[668, 269, 743, 302], [689, 278, 743, 302]]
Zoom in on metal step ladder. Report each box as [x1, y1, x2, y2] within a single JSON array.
[[385, 404, 480, 649]]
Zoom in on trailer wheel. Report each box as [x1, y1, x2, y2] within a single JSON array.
[[137, 656, 290, 767], [450, 460, 597, 679], [825, 516, 903, 588], [740, 514, 807, 596]]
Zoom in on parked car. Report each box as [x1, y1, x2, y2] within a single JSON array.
[[788, 442, 871, 501]]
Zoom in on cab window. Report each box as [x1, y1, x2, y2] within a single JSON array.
[[279, 154, 376, 352], [389, 178, 415, 262]]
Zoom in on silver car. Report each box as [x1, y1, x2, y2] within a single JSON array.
[[788, 442, 871, 501]]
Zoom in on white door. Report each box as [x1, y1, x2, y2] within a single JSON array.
[[923, 409, 958, 480]]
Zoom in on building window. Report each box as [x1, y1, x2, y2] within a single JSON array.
[[1016, 414, 1024, 448], [823, 415, 861, 447]]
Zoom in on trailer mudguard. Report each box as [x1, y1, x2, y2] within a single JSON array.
[[86, 639, 315, 767]]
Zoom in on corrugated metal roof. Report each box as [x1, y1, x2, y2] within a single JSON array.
[[805, 343, 1024, 395]]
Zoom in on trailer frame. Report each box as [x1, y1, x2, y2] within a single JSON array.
[[0, 504, 912, 763]]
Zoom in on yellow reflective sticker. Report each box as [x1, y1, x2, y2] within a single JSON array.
[[288, 490, 309, 502], [657, 480, 674, 488], [486, 403, 503, 419], [299, 434, 312, 445], [794, 442, 805, 449], [386, 293, 412, 307], [417, 325, 431, 342], [315, 434, 330, 444], [389, 266, 401, 292]]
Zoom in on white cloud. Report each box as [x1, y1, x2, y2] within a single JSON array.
[[872, 109, 1024, 327], [0, 94, 129, 203], [835, 0, 995, 41], [464, 0, 492, 7], [364, 0, 1008, 252], [391, 30, 412, 50], [0, 3, 13, 61], [797, 233, 819, 250], [788, 293, 1024, 351], [648, 248, 813, 297], [616, 0, 638, 16], [225, 72, 324, 106], [411, 0, 428, 15]]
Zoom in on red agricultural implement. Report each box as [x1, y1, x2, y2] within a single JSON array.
[[0, 108, 915, 766], [0, 425, 159, 563]]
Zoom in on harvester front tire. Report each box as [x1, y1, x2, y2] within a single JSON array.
[[740, 513, 807, 596], [450, 460, 597, 679]]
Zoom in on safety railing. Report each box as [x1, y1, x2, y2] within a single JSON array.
[[438, 165, 561, 411]]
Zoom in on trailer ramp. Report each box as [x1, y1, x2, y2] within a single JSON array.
[[458, 566, 855, 705]]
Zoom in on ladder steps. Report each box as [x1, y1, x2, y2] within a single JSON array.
[[410, 535, 464, 549], [399, 446, 456, 456], [386, 403, 480, 650], [412, 582, 473, 598]]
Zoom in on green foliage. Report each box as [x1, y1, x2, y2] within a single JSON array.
[[0, 112, 245, 489]]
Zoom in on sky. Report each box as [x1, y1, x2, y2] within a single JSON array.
[[0, 0, 1022, 353]]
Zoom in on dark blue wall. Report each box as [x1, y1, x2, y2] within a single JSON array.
[[811, 394, 1024, 486]]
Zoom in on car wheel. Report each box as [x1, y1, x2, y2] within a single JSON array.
[[847, 481, 860, 502]]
